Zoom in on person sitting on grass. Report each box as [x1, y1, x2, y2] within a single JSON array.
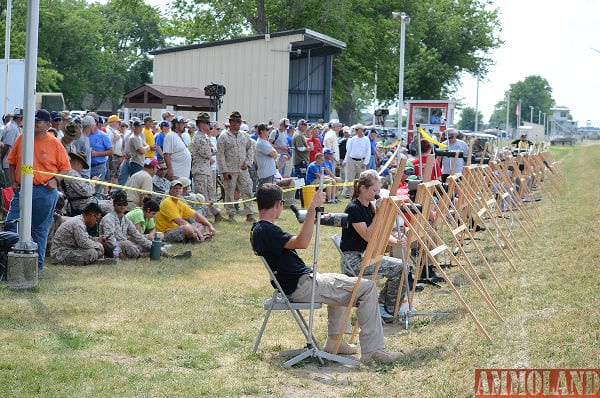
[[154, 179, 217, 243], [126, 198, 160, 241], [99, 191, 152, 259], [50, 202, 115, 265], [251, 183, 404, 364]]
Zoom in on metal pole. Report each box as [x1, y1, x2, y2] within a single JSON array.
[[517, 99, 521, 137], [543, 112, 547, 136], [3, 0, 12, 116], [14, 0, 40, 252], [529, 106, 534, 124], [474, 71, 480, 132], [505, 91, 510, 139], [373, 61, 377, 125], [393, 12, 410, 143], [538, 110, 541, 124], [304, 49, 311, 121]]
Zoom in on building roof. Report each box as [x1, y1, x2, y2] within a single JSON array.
[[151, 28, 346, 56], [123, 84, 215, 112]]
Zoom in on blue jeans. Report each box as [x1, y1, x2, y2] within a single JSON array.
[[116, 158, 130, 190], [90, 162, 107, 199], [128, 161, 143, 176], [6, 186, 59, 270]]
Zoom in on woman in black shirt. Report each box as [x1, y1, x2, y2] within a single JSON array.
[[340, 171, 410, 318]]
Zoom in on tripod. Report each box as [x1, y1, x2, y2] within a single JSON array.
[[283, 170, 360, 367]]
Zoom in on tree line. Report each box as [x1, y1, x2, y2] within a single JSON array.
[[2, 0, 504, 121]]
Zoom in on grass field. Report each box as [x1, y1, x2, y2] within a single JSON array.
[[0, 144, 598, 397]]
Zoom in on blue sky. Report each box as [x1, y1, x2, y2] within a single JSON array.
[[455, 0, 600, 127]]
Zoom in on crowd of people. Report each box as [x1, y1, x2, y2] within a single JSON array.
[[0, 106, 537, 363]]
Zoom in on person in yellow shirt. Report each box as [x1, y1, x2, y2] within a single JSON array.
[[142, 116, 156, 159], [155, 180, 217, 243]]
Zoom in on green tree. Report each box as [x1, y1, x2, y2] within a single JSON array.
[[488, 75, 554, 131], [457, 107, 483, 131], [0, 0, 165, 111], [168, 0, 502, 123]]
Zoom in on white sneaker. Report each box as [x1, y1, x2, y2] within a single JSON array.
[[361, 349, 404, 364]]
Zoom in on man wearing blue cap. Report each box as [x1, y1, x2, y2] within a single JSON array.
[[5, 109, 71, 271]]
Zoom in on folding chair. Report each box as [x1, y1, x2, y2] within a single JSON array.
[[253, 256, 323, 357]]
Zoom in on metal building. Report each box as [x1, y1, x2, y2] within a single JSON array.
[[150, 29, 346, 125]]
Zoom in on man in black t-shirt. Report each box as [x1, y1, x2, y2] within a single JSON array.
[[250, 183, 404, 363]]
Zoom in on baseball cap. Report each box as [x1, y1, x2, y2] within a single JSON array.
[[323, 148, 333, 155], [170, 180, 183, 188], [108, 114, 121, 123], [160, 121, 170, 128], [35, 109, 51, 122], [144, 158, 159, 167], [178, 176, 191, 188], [51, 111, 62, 121]]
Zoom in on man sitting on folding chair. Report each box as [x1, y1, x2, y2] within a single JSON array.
[[250, 183, 404, 363]]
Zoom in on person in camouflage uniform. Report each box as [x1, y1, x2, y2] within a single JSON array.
[[50, 203, 114, 265], [63, 151, 112, 215], [191, 112, 224, 223], [216, 111, 257, 222], [99, 191, 152, 259]]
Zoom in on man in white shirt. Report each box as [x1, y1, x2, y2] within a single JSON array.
[[323, 119, 341, 174], [163, 116, 192, 180], [341, 124, 370, 198], [440, 128, 469, 182]]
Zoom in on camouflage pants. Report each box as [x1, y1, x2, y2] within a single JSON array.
[[163, 222, 204, 243], [341, 251, 407, 314], [51, 248, 100, 265], [222, 170, 256, 217], [104, 240, 145, 259], [192, 172, 220, 216]]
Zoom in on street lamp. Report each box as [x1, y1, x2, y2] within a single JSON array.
[[475, 71, 480, 132], [505, 90, 511, 138], [392, 11, 410, 141]]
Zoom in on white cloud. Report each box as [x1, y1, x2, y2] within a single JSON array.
[[455, 0, 600, 127]]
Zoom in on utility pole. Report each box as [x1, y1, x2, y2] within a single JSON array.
[[529, 106, 534, 124], [474, 71, 480, 132], [505, 91, 511, 138]]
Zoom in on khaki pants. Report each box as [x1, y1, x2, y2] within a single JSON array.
[[289, 273, 385, 354]]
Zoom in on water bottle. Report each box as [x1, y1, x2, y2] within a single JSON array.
[[113, 243, 121, 262], [150, 234, 162, 261]]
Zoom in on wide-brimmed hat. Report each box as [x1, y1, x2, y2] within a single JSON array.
[[69, 151, 89, 169], [196, 112, 210, 123], [63, 122, 82, 141], [228, 111, 242, 122], [108, 114, 121, 123]]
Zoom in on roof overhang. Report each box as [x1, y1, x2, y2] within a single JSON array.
[[150, 28, 346, 58], [123, 84, 216, 112]]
